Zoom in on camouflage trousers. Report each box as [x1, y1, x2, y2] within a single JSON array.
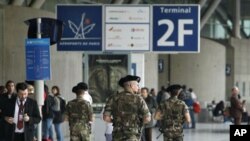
[[70, 126, 90, 141], [163, 135, 183, 141], [112, 132, 140, 141], [70, 135, 90, 141]]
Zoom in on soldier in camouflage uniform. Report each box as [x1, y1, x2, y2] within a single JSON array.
[[103, 75, 151, 141], [65, 82, 93, 141], [154, 84, 191, 141]]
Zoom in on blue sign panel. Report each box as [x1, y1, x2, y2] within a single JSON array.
[[153, 5, 200, 53], [57, 5, 102, 51], [26, 38, 51, 80]]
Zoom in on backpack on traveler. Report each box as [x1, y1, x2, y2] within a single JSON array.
[[193, 101, 201, 113]]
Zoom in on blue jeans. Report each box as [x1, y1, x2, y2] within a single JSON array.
[[54, 123, 64, 141], [105, 134, 112, 141], [183, 109, 195, 129], [190, 110, 196, 128], [42, 118, 53, 140]]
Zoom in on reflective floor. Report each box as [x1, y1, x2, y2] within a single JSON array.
[[63, 117, 230, 141], [149, 122, 230, 141], [181, 123, 230, 141]]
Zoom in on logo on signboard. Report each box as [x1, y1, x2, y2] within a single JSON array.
[[68, 13, 96, 39], [57, 5, 102, 51]]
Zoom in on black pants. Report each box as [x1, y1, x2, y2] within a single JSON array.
[[141, 128, 153, 141], [14, 133, 25, 141], [145, 128, 152, 141]]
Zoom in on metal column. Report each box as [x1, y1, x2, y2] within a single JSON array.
[[35, 18, 44, 141], [233, 0, 241, 39], [200, 0, 222, 29]]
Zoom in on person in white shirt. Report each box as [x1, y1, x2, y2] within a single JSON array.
[[102, 107, 113, 141], [83, 91, 93, 105]]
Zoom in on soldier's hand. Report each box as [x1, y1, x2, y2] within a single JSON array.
[[88, 122, 93, 134]]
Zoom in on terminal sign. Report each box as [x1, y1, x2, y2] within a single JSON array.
[[152, 5, 200, 53]]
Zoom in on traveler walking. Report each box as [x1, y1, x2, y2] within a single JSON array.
[[42, 85, 55, 141], [230, 86, 243, 125], [51, 86, 66, 141], [179, 85, 194, 129]]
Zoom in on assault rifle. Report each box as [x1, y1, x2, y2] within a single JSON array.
[[156, 127, 164, 139]]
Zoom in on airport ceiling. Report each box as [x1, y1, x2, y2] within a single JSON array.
[[0, 0, 250, 19], [1, 0, 250, 38]]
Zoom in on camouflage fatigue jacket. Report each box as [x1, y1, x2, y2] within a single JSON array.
[[104, 91, 151, 140], [157, 96, 188, 138], [65, 97, 93, 136]]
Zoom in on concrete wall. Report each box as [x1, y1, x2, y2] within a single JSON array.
[[225, 41, 234, 100], [0, 5, 54, 83], [170, 38, 226, 105], [46, 46, 83, 101], [144, 53, 158, 91], [230, 38, 250, 108], [158, 54, 170, 90], [0, 6, 3, 83], [131, 53, 145, 87]]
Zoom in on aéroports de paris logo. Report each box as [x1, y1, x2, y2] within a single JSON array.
[[66, 13, 99, 40]]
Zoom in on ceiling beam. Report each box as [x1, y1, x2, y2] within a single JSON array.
[[29, 0, 46, 9]]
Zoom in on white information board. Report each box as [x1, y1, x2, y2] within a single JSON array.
[[104, 5, 150, 51]]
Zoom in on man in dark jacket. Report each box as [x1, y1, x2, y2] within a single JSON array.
[[230, 86, 243, 125], [1, 82, 41, 141], [0, 80, 17, 141]]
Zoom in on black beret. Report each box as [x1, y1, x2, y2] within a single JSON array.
[[166, 84, 182, 93], [77, 82, 88, 90], [72, 86, 78, 93], [118, 75, 141, 87], [72, 82, 88, 93]]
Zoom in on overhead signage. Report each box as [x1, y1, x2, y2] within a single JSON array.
[[57, 5, 103, 51], [152, 5, 200, 53], [104, 5, 150, 52], [25, 38, 51, 80], [56, 5, 200, 53]]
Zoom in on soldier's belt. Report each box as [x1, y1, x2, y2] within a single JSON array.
[[114, 127, 140, 133]]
